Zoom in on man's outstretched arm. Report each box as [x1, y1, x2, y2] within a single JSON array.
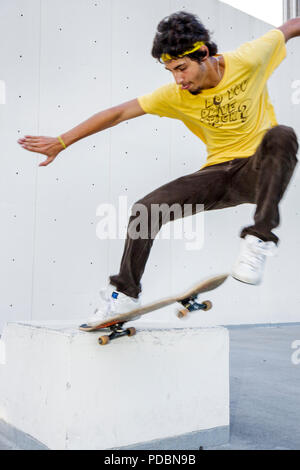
[[17, 98, 146, 167], [278, 17, 300, 42]]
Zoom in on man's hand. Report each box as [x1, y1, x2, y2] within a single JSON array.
[[278, 17, 300, 42], [17, 135, 64, 167]]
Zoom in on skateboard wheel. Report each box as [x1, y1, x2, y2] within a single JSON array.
[[177, 308, 189, 319], [202, 300, 212, 311], [127, 327, 136, 337], [98, 335, 110, 346]]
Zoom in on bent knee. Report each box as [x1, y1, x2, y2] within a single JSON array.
[[263, 125, 299, 157]]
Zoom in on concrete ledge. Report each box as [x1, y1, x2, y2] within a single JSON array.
[[116, 425, 229, 450], [0, 418, 228, 451], [0, 419, 48, 450], [0, 321, 229, 450]]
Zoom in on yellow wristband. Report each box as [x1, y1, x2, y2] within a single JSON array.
[[57, 135, 67, 149]]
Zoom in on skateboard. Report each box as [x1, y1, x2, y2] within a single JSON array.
[[79, 274, 228, 346]]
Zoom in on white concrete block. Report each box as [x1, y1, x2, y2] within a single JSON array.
[[0, 322, 229, 450]]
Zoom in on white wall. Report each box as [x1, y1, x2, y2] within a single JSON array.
[[0, 0, 299, 332]]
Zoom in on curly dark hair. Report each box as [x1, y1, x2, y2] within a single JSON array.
[[151, 11, 218, 64]]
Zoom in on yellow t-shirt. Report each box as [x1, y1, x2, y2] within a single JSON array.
[[138, 29, 287, 169]]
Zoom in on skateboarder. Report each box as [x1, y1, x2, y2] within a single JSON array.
[[18, 11, 299, 327]]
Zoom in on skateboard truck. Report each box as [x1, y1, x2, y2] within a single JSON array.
[[98, 323, 137, 346], [177, 294, 212, 319]]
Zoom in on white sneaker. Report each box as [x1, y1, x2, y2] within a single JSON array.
[[231, 235, 277, 285], [86, 284, 141, 327]]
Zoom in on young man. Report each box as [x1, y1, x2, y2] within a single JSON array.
[[18, 12, 299, 326]]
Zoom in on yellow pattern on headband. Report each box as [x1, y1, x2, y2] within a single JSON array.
[[161, 41, 205, 62]]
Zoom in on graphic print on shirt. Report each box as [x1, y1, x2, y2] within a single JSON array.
[[200, 78, 251, 128]]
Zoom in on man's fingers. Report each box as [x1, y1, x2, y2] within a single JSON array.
[[18, 137, 43, 146], [20, 143, 42, 150], [24, 135, 41, 140], [21, 136, 39, 141], [18, 140, 42, 148], [39, 158, 53, 167], [21, 144, 43, 153], [39, 159, 49, 167], [39, 159, 53, 166]]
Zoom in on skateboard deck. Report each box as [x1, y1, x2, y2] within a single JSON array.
[[79, 274, 228, 345]]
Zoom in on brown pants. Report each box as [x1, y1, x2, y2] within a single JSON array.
[[110, 125, 299, 298]]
